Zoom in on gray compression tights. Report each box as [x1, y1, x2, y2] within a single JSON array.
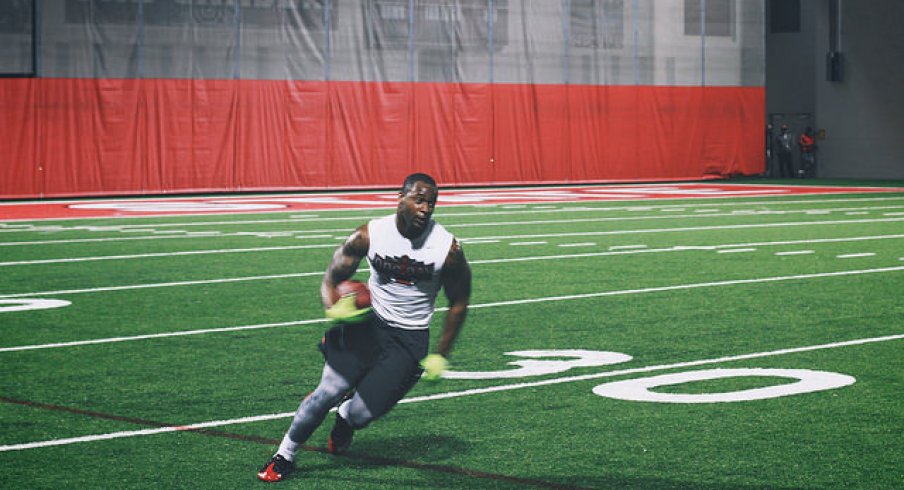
[[283, 364, 374, 449]]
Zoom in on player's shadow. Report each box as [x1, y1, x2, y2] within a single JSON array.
[[290, 436, 810, 489], [339, 433, 471, 466], [289, 434, 476, 488]]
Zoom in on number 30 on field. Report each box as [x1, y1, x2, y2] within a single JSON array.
[[444, 350, 855, 403]]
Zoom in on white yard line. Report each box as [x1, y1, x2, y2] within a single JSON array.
[[608, 244, 647, 250], [4, 234, 904, 297], [2, 332, 901, 452], [401, 333, 904, 403], [0, 244, 337, 267], [0, 272, 324, 299], [2, 195, 904, 226], [3, 265, 903, 353], [470, 234, 904, 266], [0, 319, 329, 353], [3, 216, 904, 266], [463, 266, 904, 310], [450, 212, 788, 229], [0, 217, 360, 232], [460, 217, 904, 241], [0, 233, 227, 247], [4, 202, 904, 245], [460, 239, 501, 244]]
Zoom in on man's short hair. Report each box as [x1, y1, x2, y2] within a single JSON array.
[[401, 173, 437, 195]]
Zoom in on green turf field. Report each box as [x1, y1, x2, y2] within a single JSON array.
[[2, 181, 903, 489]]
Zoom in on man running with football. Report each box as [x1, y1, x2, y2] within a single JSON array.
[[258, 173, 472, 482]]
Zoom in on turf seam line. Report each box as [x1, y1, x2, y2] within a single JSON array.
[[0, 402, 590, 488]]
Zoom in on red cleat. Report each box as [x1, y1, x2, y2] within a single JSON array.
[[257, 454, 294, 483], [327, 414, 354, 455]]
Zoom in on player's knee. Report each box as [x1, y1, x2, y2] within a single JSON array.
[[303, 364, 353, 409], [340, 396, 374, 430]]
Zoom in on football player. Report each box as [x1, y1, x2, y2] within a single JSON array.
[[258, 173, 472, 482]]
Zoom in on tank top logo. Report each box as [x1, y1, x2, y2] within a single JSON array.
[[371, 253, 435, 285]]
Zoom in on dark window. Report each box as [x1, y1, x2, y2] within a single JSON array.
[[769, 0, 800, 34], [569, 0, 624, 50], [684, 0, 733, 37], [0, 0, 35, 76]]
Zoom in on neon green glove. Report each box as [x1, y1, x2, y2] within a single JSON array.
[[420, 354, 448, 381], [324, 295, 372, 324]]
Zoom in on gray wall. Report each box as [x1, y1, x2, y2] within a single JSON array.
[[767, 0, 904, 179]]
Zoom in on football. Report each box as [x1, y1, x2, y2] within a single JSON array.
[[336, 280, 371, 309]]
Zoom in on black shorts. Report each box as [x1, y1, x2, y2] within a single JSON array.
[[319, 316, 428, 419]]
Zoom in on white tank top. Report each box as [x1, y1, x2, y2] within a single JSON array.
[[366, 214, 455, 330]]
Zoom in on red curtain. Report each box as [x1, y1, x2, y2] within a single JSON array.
[[0, 78, 764, 199]]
